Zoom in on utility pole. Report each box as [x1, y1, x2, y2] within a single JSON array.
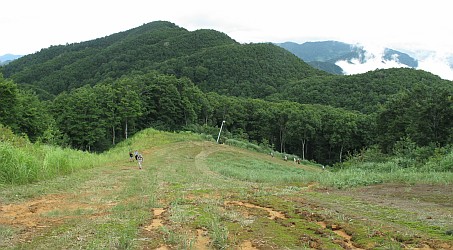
[[216, 120, 225, 143]]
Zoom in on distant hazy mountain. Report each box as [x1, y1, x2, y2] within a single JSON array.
[[0, 54, 22, 65], [276, 41, 418, 75]]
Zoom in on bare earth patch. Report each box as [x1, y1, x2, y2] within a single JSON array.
[[143, 208, 165, 231], [0, 193, 115, 227], [317, 221, 363, 249], [0, 192, 116, 245], [194, 228, 210, 250], [224, 201, 286, 220], [238, 240, 259, 249]]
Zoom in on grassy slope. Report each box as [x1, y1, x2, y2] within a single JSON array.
[[0, 130, 452, 249]]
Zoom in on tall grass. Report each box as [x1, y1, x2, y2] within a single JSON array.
[[0, 128, 209, 185], [0, 141, 105, 185], [319, 168, 453, 189]]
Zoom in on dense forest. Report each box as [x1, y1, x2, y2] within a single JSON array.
[[1, 21, 452, 165]]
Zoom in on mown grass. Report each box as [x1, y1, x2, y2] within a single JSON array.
[[207, 150, 453, 189], [207, 151, 310, 183], [4, 125, 450, 189]]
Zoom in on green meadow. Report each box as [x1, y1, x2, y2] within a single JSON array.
[[1, 129, 452, 249]]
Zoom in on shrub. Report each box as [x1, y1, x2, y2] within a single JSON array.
[[0, 124, 29, 147], [422, 148, 453, 172]]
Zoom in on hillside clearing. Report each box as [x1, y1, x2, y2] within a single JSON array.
[[1, 139, 452, 249]]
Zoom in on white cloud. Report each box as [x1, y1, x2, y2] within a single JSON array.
[[417, 53, 453, 81], [335, 44, 410, 75], [335, 44, 453, 81]]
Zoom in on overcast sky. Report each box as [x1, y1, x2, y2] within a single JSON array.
[[2, 0, 453, 78]]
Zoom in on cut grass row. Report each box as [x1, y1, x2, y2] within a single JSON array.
[[208, 151, 453, 189]]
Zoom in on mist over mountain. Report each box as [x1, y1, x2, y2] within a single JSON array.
[[276, 41, 417, 73], [276, 41, 453, 80]]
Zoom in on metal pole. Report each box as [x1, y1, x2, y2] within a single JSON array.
[[216, 120, 225, 143]]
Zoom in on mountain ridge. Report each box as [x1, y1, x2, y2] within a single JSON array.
[[2, 21, 326, 98]]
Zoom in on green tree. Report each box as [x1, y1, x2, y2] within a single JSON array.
[[377, 85, 452, 152], [287, 105, 321, 160], [0, 74, 18, 127], [14, 90, 53, 142], [109, 77, 144, 140], [52, 86, 109, 151], [273, 102, 295, 153]]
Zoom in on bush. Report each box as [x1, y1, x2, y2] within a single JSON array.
[[0, 124, 29, 147], [422, 147, 453, 172]]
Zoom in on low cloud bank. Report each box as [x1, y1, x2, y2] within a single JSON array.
[[416, 53, 453, 81], [335, 45, 453, 81]]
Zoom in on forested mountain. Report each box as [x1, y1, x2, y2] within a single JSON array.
[[1, 21, 235, 95], [1, 21, 452, 165], [156, 43, 324, 97], [2, 21, 325, 99], [269, 67, 452, 114]]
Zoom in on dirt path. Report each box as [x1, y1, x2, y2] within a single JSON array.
[[1, 140, 452, 249], [0, 163, 138, 247]]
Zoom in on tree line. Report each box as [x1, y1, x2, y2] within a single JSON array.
[[1, 72, 451, 165]]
